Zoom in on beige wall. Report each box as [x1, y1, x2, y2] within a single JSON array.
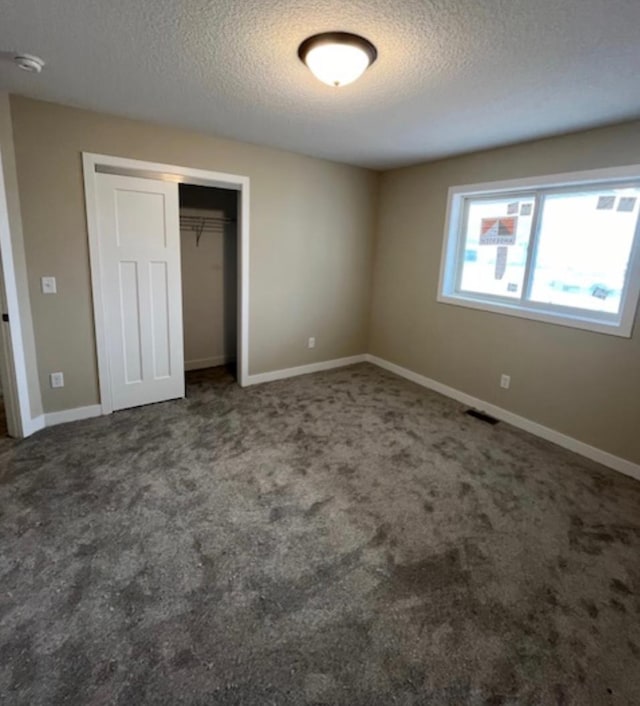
[[0, 94, 42, 419], [369, 121, 640, 465], [10, 96, 378, 413]]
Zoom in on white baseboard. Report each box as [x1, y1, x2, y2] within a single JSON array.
[[19, 354, 638, 482], [185, 355, 230, 371], [44, 404, 102, 428], [365, 354, 640, 482], [246, 354, 367, 386]]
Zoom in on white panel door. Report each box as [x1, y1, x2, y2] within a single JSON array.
[[96, 173, 184, 411]]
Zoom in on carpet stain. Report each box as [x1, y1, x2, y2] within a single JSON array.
[[385, 549, 469, 599]]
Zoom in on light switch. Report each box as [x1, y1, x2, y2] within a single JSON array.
[[41, 276, 57, 294], [50, 372, 64, 388]]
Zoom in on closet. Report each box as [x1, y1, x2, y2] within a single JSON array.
[[179, 184, 238, 379]]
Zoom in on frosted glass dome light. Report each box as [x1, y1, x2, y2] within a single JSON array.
[[298, 32, 377, 88]]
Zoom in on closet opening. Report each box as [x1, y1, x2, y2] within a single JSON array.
[[179, 184, 239, 390]]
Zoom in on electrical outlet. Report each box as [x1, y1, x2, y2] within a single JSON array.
[[50, 372, 64, 388], [308, 337, 316, 349], [41, 276, 57, 294], [500, 374, 511, 390]]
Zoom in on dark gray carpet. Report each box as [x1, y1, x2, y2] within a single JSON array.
[[0, 363, 639, 705]]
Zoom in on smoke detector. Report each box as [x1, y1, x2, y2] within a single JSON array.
[[14, 54, 45, 73]]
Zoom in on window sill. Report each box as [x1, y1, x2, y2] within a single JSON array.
[[437, 292, 633, 338]]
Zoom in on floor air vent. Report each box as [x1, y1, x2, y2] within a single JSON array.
[[465, 409, 499, 425]]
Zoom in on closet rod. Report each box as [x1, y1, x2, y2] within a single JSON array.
[[180, 215, 236, 246]]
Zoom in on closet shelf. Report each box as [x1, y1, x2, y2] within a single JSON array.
[[180, 215, 236, 246]]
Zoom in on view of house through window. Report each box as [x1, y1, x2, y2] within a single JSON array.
[[441, 172, 640, 336], [459, 195, 535, 299]]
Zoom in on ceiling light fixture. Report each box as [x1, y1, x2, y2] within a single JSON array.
[[13, 54, 45, 73], [298, 32, 377, 88]]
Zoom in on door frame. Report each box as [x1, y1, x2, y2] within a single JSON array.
[[0, 147, 34, 437], [82, 152, 250, 415]]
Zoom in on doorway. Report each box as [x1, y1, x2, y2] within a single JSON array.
[[0, 341, 8, 437], [179, 184, 239, 380], [0, 255, 12, 436], [83, 153, 250, 415]]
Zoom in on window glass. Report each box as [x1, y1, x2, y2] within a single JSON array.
[[529, 188, 640, 315], [459, 196, 536, 299]]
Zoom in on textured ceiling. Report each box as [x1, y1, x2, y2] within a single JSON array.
[[1, 0, 640, 169]]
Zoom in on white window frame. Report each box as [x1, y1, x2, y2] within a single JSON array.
[[438, 165, 640, 338]]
